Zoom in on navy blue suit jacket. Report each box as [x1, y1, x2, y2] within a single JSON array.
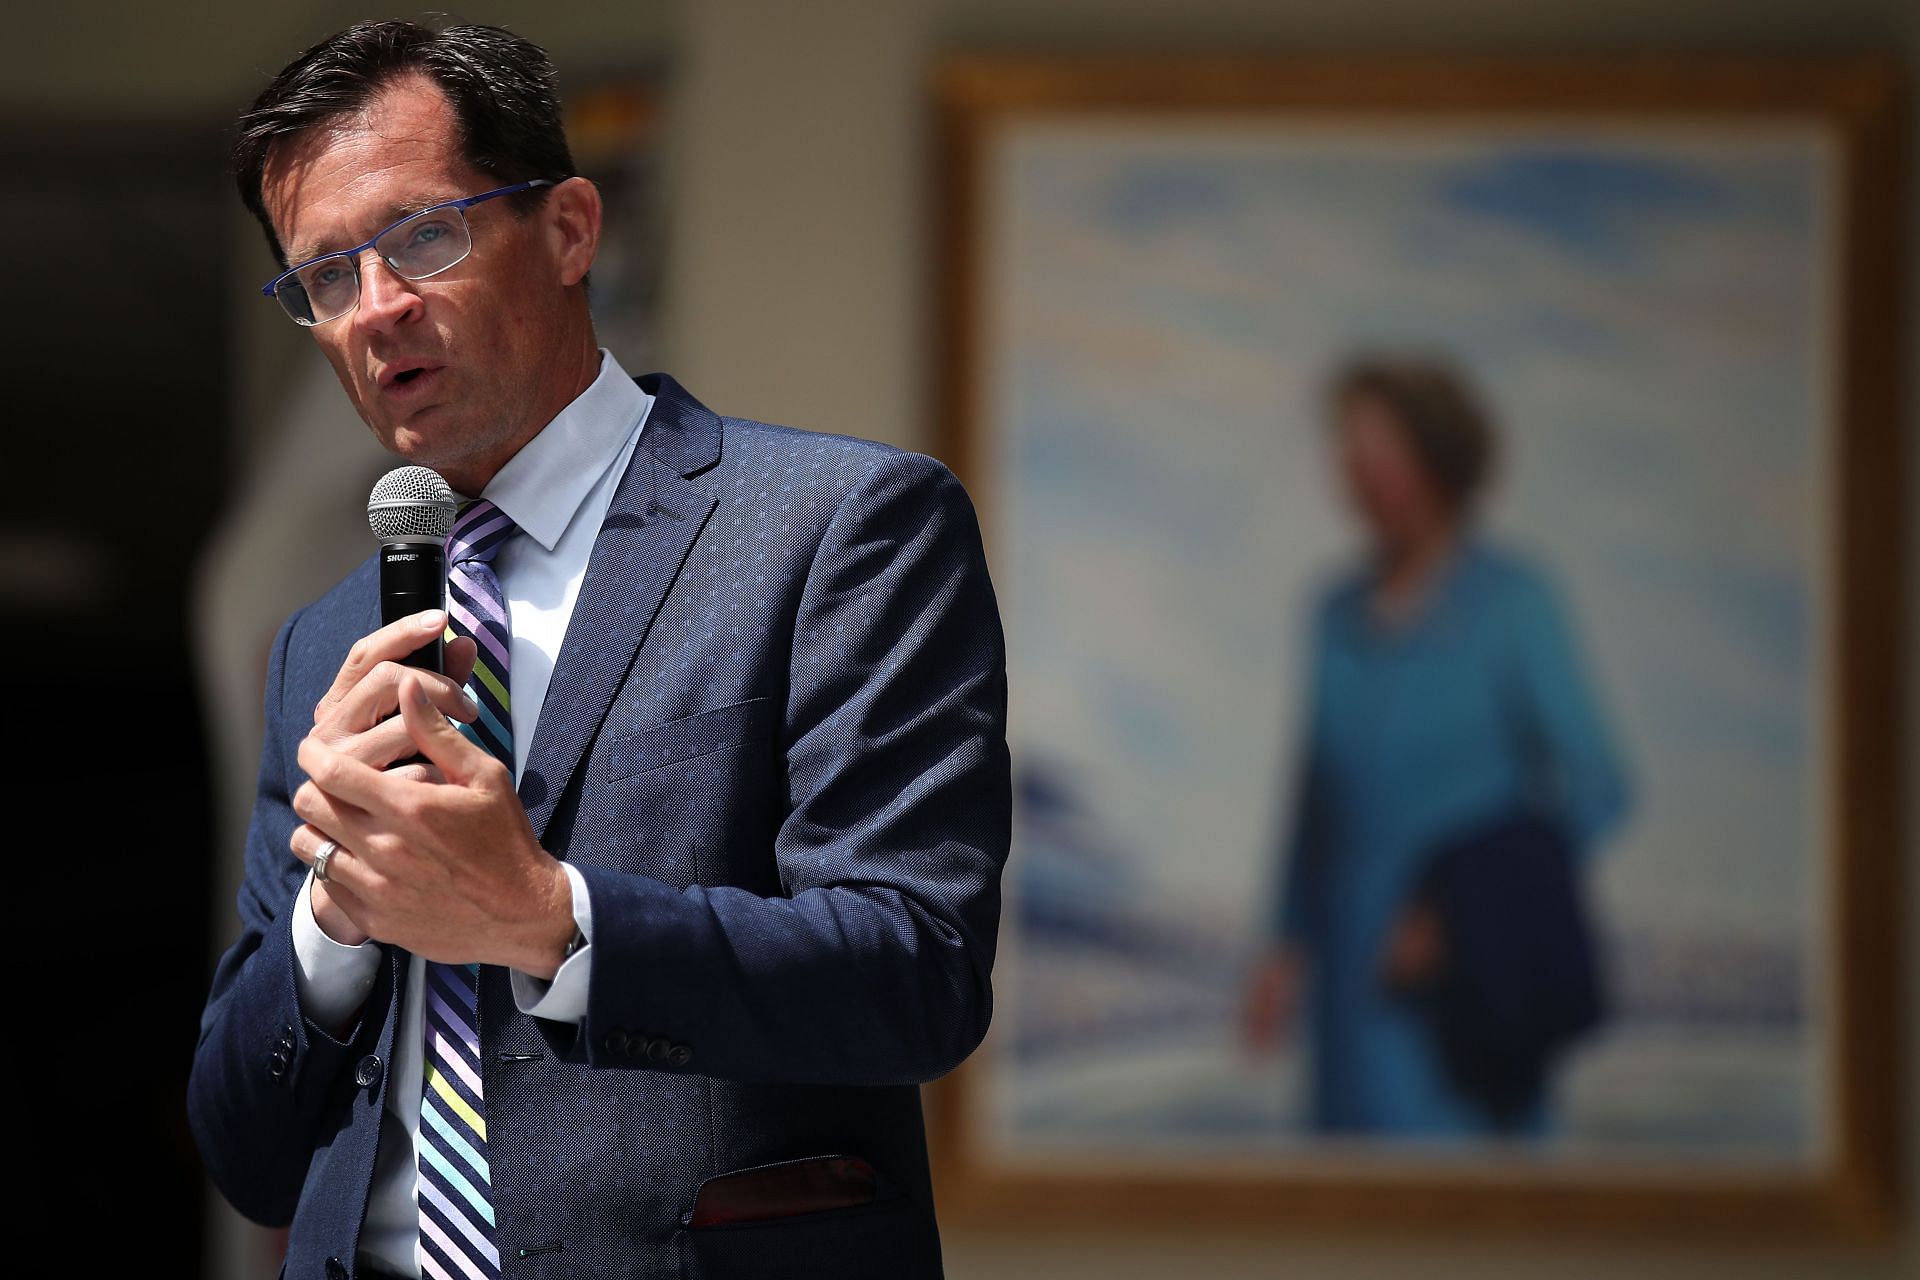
[[188, 373, 1011, 1279]]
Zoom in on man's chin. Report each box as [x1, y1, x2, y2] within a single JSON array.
[[376, 414, 503, 494], [380, 414, 458, 468]]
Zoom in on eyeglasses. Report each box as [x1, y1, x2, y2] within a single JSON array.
[[260, 179, 557, 326]]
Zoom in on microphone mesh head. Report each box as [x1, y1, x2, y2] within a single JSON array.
[[367, 466, 458, 541]]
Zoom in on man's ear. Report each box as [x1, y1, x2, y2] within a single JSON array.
[[545, 176, 602, 288]]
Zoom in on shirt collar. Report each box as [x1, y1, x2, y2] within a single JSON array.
[[471, 347, 650, 552]]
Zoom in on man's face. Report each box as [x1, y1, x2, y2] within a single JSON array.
[[260, 75, 582, 489]]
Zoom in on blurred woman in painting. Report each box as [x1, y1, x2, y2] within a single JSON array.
[[1241, 356, 1632, 1137]]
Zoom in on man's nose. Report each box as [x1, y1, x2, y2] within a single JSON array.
[[351, 250, 423, 331]]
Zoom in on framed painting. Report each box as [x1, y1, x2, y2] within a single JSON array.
[[927, 56, 1905, 1237]]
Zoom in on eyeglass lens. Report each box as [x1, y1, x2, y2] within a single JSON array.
[[276, 205, 474, 325]]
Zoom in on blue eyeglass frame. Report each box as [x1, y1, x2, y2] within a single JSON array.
[[259, 178, 558, 309]]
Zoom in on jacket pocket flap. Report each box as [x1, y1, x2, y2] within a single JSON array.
[[684, 1154, 885, 1228], [606, 697, 772, 782]]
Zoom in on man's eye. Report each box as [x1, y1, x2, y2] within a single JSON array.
[[407, 221, 453, 247], [308, 264, 349, 289]]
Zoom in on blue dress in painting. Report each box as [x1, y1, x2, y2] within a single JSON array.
[[1273, 535, 1631, 1136]]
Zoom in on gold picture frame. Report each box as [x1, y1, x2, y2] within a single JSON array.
[[927, 54, 1905, 1240]]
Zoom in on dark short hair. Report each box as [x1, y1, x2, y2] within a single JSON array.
[[1329, 356, 1500, 514], [231, 19, 574, 265]]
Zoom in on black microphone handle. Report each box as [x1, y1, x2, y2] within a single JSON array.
[[379, 540, 446, 675]]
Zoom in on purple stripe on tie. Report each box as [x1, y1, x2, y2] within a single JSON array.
[[449, 511, 515, 559], [428, 1026, 486, 1095], [426, 1001, 479, 1066], [447, 600, 511, 665], [419, 1217, 491, 1280], [447, 597, 511, 669], [449, 504, 511, 545], [427, 959, 479, 1011], [449, 498, 501, 540], [421, 1178, 501, 1266], [446, 575, 507, 628], [427, 985, 480, 1056]]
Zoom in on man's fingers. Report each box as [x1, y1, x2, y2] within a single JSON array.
[[443, 633, 479, 689], [291, 821, 357, 877], [291, 775, 384, 858], [289, 821, 327, 867], [316, 609, 451, 717], [398, 672, 491, 784], [386, 760, 445, 784], [324, 660, 478, 738], [294, 831, 377, 946], [331, 718, 423, 771], [297, 733, 401, 820], [290, 822, 380, 907], [327, 722, 449, 779]]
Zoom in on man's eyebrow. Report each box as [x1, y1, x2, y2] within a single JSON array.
[[286, 194, 456, 264]]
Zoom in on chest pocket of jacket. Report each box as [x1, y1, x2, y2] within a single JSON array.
[[604, 696, 775, 783], [590, 696, 779, 891]]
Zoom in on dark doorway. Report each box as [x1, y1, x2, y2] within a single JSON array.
[[4, 116, 231, 1264]]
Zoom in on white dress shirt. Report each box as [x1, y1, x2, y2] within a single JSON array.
[[289, 348, 653, 1276]]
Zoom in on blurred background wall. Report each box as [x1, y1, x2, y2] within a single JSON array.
[[10, 0, 1913, 1275]]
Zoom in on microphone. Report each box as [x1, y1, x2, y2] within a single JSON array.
[[368, 466, 458, 674]]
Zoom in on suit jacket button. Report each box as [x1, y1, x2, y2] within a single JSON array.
[[325, 1258, 348, 1280], [354, 1054, 384, 1088], [605, 1028, 629, 1054], [268, 1056, 288, 1078], [646, 1037, 670, 1062], [667, 1044, 692, 1067]]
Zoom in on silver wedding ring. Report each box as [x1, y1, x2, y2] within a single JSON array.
[[314, 838, 340, 882]]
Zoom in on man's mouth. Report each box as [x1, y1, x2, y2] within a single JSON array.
[[379, 363, 444, 394]]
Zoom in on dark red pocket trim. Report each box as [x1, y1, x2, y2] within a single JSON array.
[[686, 1154, 882, 1228]]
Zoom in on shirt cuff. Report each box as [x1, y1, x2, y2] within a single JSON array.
[[290, 869, 382, 1031], [509, 861, 593, 1023]]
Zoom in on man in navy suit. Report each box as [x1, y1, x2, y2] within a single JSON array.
[[187, 20, 1008, 1280]]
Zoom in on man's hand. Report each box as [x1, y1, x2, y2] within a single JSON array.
[[308, 609, 480, 776], [291, 671, 577, 978], [293, 610, 480, 944]]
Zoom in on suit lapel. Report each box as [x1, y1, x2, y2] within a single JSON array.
[[516, 373, 723, 843]]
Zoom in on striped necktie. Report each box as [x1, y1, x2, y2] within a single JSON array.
[[420, 497, 517, 1280]]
